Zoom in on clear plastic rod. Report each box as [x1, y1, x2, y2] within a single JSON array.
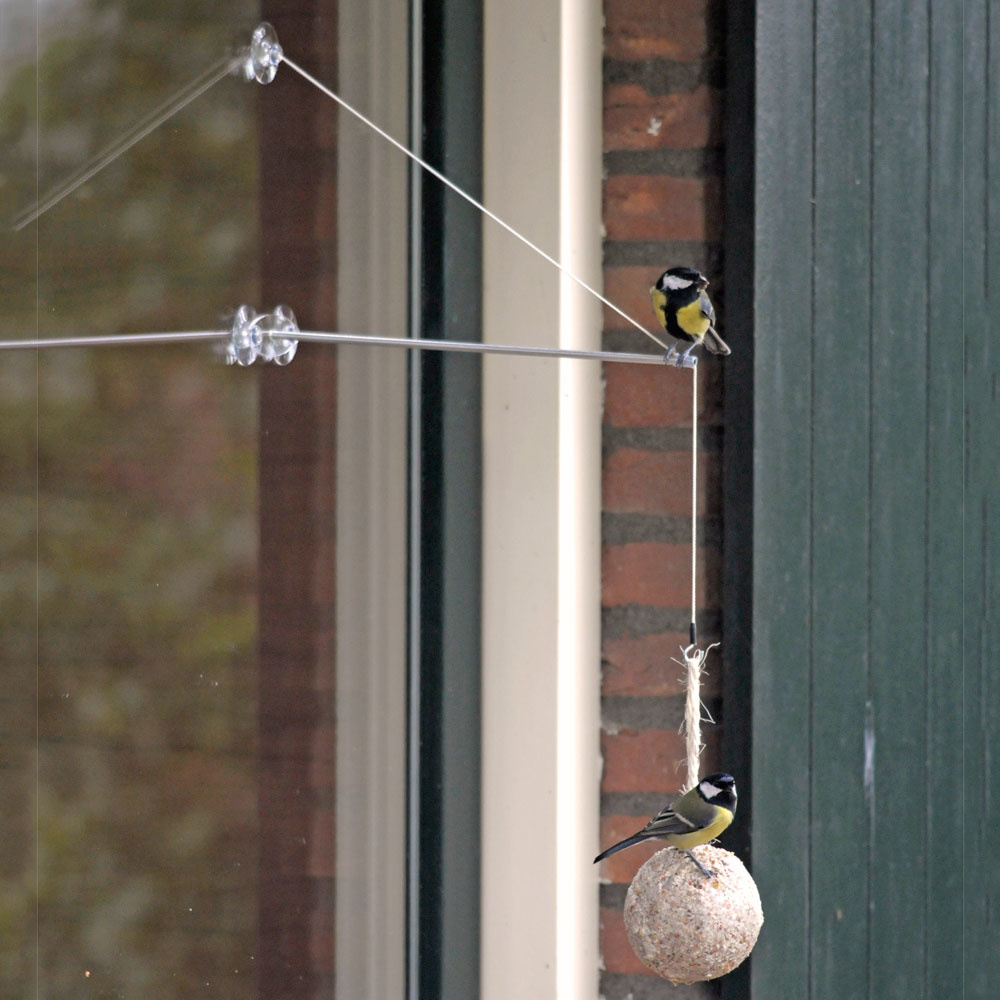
[[0, 329, 680, 366], [294, 331, 671, 365], [0, 331, 227, 350]]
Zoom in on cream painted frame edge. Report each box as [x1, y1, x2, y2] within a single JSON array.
[[481, 1, 603, 998]]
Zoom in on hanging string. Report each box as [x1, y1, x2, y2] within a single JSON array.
[[682, 646, 704, 791], [690, 365, 698, 646], [676, 365, 718, 792], [679, 637, 717, 792]]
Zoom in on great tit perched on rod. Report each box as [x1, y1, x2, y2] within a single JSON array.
[[594, 772, 737, 877], [650, 267, 730, 366]]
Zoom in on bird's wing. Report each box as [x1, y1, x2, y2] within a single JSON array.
[[699, 290, 716, 325], [642, 804, 705, 837]]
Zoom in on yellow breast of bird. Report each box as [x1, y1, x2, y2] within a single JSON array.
[[665, 806, 733, 849], [675, 297, 711, 338], [650, 287, 668, 327]]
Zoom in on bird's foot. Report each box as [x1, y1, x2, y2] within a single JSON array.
[[677, 343, 699, 368], [662, 345, 698, 369], [684, 849, 717, 878]]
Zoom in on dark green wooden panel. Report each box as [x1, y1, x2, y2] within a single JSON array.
[[809, 2, 872, 996], [741, 0, 984, 997], [869, 3, 931, 997], [960, 4, 986, 995], [748, 0, 814, 995], [924, 0, 967, 993], [963, 1, 1000, 996]]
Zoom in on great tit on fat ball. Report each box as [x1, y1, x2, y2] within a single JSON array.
[[594, 772, 737, 877], [651, 267, 730, 365]]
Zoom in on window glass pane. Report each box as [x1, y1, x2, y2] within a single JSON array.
[[0, 2, 408, 996], [2, 5, 260, 995]]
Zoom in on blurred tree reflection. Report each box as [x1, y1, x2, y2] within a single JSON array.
[[0, 3, 263, 996]]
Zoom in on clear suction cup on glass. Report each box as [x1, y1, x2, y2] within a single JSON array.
[[227, 305, 263, 366], [244, 23, 283, 84], [226, 305, 299, 366], [258, 305, 299, 366]]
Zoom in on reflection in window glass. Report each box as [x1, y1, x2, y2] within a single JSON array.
[[2, 3, 258, 995], [1, 2, 410, 996], [34, 345, 260, 997]]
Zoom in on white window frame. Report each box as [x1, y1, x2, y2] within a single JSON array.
[[481, 2, 602, 998], [334, 1, 602, 996]]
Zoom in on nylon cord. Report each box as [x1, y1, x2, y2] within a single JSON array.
[[680, 368, 712, 792], [691, 365, 698, 638], [278, 54, 669, 353], [10, 34, 677, 361]]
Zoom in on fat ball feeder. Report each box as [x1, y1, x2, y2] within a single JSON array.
[[599, 366, 763, 983]]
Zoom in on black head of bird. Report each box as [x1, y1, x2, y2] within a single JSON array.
[[655, 266, 708, 292]]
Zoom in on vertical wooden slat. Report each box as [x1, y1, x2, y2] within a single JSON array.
[[869, 2, 930, 997], [984, 5, 1000, 990], [749, 0, 815, 993], [924, 0, 966, 994], [961, 18, 986, 999], [809, 2, 872, 996], [963, 1, 1000, 995]]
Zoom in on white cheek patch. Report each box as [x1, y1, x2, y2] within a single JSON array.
[[699, 779, 723, 800], [663, 274, 694, 290]]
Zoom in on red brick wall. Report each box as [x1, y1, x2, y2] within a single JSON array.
[[599, 2, 726, 996]]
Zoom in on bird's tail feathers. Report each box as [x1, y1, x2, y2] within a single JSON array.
[[593, 832, 651, 864], [703, 327, 731, 355]]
